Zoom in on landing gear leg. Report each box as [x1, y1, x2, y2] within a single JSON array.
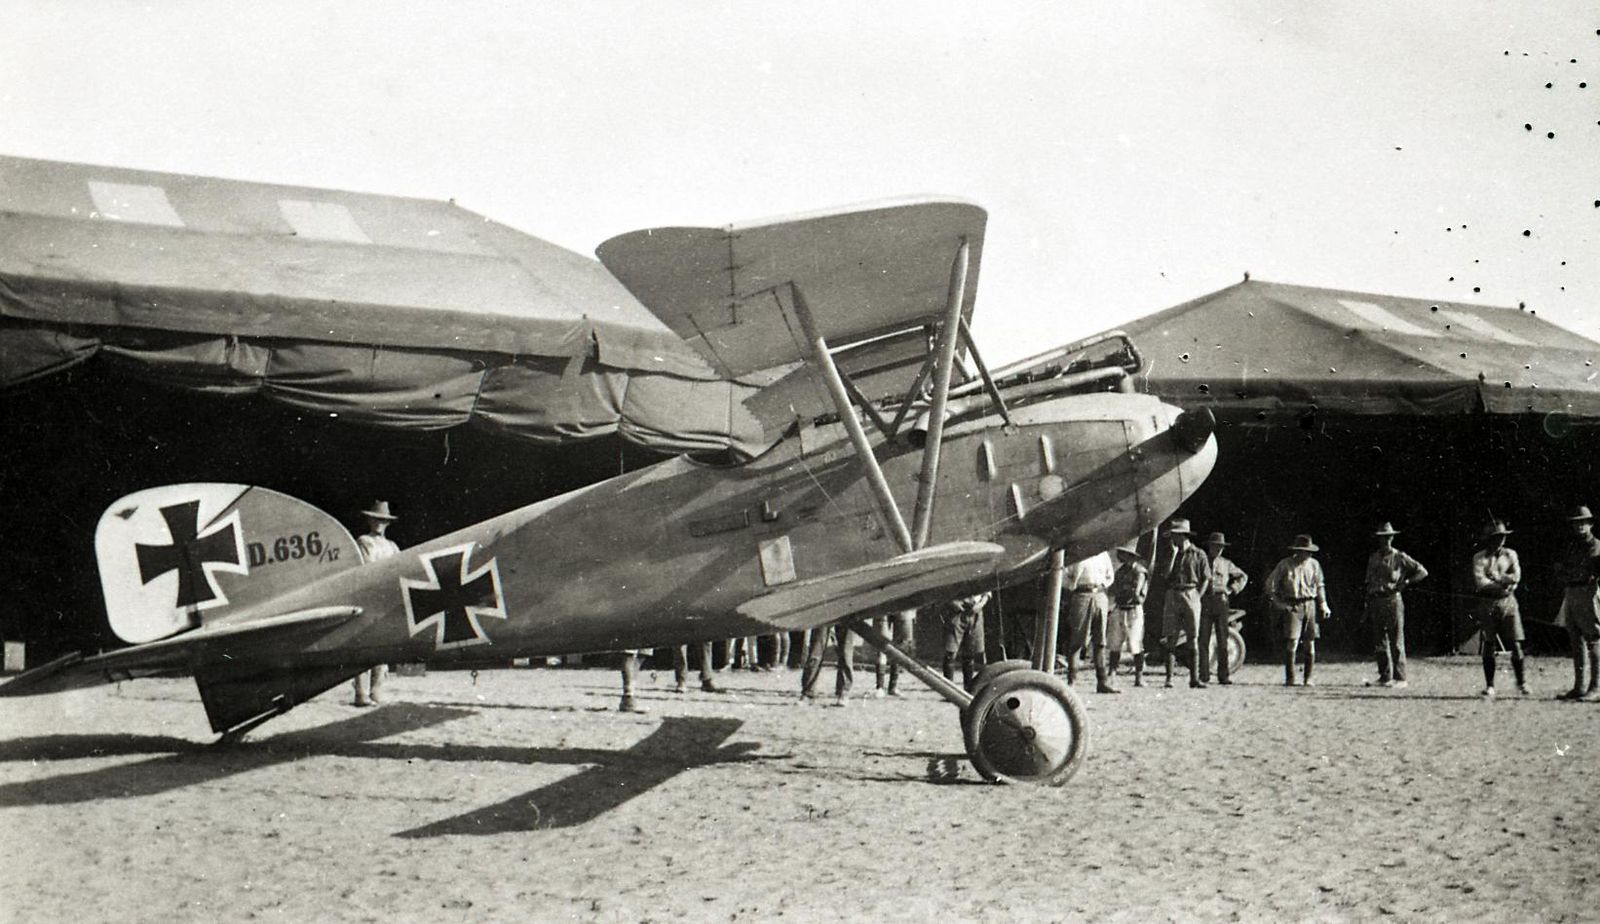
[[850, 619, 1090, 786]]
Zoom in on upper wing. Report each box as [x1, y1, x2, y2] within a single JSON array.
[[0, 605, 361, 696], [596, 198, 987, 382], [736, 540, 1002, 631]]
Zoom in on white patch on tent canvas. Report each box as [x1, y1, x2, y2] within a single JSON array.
[[1336, 299, 1439, 338], [1437, 310, 1533, 346], [87, 181, 185, 227], [278, 199, 372, 243]]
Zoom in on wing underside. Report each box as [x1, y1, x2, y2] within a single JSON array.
[[736, 540, 1003, 631]]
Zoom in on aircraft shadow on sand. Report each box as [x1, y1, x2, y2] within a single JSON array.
[[0, 705, 759, 833]]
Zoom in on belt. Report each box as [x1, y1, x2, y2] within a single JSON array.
[[1284, 596, 1315, 603], [1368, 590, 1400, 597], [1071, 586, 1106, 594], [1170, 584, 1199, 591]]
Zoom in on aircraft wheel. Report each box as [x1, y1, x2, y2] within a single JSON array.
[[960, 659, 1033, 745], [1226, 627, 1246, 677], [969, 659, 1032, 697], [962, 669, 1088, 786]]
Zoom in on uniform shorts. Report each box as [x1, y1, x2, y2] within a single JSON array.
[[1109, 605, 1144, 655], [1555, 586, 1600, 640], [1474, 595, 1524, 650], [1280, 601, 1319, 642]]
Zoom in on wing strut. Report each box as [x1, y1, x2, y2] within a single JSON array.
[[909, 240, 970, 550], [791, 286, 915, 554], [957, 317, 1014, 429]]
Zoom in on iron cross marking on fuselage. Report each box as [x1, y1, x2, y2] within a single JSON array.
[[135, 501, 242, 608], [402, 545, 506, 649]]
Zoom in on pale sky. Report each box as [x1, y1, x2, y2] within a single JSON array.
[[3, 2, 1595, 362]]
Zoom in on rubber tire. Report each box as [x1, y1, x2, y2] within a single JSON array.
[[961, 669, 1089, 786], [960, 659, 1033, 745], [969, 658, 1032, 697], [1225, 627, 1246, 677]]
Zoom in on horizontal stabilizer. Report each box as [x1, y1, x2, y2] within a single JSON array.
[[737, 541, 1002, 631], [0, 606, 361, 698]]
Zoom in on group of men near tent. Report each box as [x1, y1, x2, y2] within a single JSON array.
[[1060, 505, 1600, 700], [340, 497, 1600, 712]]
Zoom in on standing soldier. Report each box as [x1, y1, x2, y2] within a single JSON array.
[[1266, 534, 1331, 687], [352, 500, 400, 707], [1364, 522, 1429, 690], [939, 593, 992, 692], [875, 610, 916, 697], [1063, 553, 1117, 693], [1553, 506, 1600, 701], [1470, 520, 1526, 698], [1199, 532, 1248, 686], [1109, 542, 1150, 687], [618, 649, 648, 713], [1162, 519, 1211, 689]]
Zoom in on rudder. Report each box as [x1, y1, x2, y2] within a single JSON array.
[[97, 484, 360, 643]]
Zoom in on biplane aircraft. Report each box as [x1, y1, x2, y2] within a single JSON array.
[[0, 157, 1216, 785]]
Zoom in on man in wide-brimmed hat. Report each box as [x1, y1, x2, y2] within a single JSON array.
[[1470, 520, 1526, 698], [1109, 541, 1151, 687], [1199, 531, 1248, 686], [1266, 534, 1331, 686], [351, 501, 401, 707], [1161, 518, 1211, 689], [1363, 522, 1429, 690], [1553, 505, 1600, 701]]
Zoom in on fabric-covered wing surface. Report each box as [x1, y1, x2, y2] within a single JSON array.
[[0, 155, 775, 454], [596, 198, 987, 426]]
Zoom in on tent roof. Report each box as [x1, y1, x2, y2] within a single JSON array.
[[1121, 280, 1600, 418], [0, 155, 711, 375]]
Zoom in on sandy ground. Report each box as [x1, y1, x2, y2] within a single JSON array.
[[2, 655, 1597, 923]]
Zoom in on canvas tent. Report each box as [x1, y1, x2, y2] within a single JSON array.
[[0, 155, 787, 455], [1107, 280, 1599, 658]]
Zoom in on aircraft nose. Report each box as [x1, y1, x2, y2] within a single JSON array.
[[1160, 402, 1217, 496], [1170, 406, 1215, 455]]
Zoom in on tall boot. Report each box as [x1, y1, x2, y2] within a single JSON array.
[[1188, 639, 1205, 688], [1512, 653, 1528, 694], [1133, 653, 1146, 687], [1164, 648, 1176, 688], [1094, 645, 1117, 693], [1284, 645, 1297, 686], [941, 652, 957, 683], [1302, 648, 1315, 686], [1586, 641, 1600, 696]]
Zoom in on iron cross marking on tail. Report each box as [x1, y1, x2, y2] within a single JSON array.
[[401, 545, 507, 649], [135, 501, 243, 608]]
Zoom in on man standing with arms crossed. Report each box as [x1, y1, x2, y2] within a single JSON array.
[[1364, 522, 1429, 690], [1470, 520, 1526, 698]]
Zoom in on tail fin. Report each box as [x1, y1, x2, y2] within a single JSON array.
[[96, 484, 360, 644]]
